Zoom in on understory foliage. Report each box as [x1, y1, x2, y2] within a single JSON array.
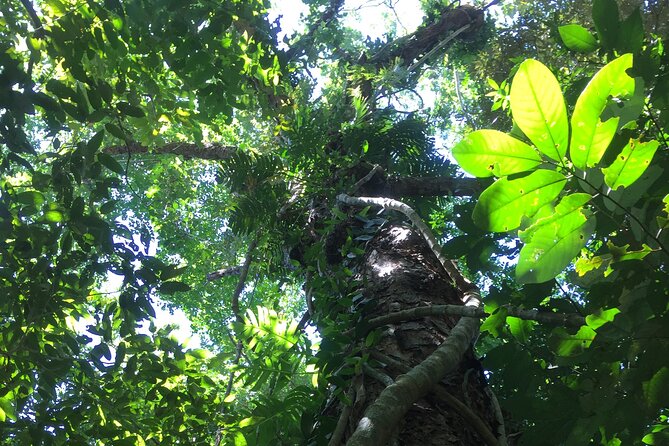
[[1, 0, 668, 445]]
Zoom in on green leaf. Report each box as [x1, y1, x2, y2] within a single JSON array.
[[97, 152, 125, 175], [558, 24, 598, 53], [43, 209, 65, 222], [510, 59, 568, 161], [16, 190, 46, 206], [117, 101, 145, 117], [46, 79, 76, 100], [618, 8, 643, 53], [585, 307, 620, 330], [592, 0, 620, 51], [517, 193, 595, 284], [473, 169, 567, 232], [85, 130, 105, 156], [643, 367, 669, 411], [551, 325, 596, 357], [105, 122, 127, 141], [159, 281, 191, 294], [507, 317, 535, 343], [451, 130, 542, 178], [602, 139, 659, 190], [570, 54, 635, 169], [481, 306, 508, 337]]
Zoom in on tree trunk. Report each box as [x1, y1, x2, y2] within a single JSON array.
[[323, 224, 498, 445]]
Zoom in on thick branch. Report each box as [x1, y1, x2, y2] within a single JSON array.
[[369, 5, 484, 68], [19, 0, 45, 38], [231, 238, 258, 323], [383, 175, 482, 198], [206, 265, 242, 282], [363, 304, 585, 331], [104, 142, 236, 160]]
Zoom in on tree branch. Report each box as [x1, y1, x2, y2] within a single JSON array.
[[360, 304, 585, 332], [19, 0, 45, 38], [383, 175, 482, 198], [231, 237, 258, 323], [206, 265, 243, 282], [104, 142, 237, 161]]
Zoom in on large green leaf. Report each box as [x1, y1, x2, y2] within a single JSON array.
[[592, 0, 620, 51], [510, 59, 568, 162], [570, 54, 634, 169], [602, 139, 659, 190], [516, 193, 595, 284], [451, 130, 542, 178], [558, 24, 598, 53], [551, 325, 596, 357], [473, 169, 567, 232]]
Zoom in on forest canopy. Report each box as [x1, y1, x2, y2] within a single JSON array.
[[1, 0, 668, 445]]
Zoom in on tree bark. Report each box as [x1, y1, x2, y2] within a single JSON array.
[[103, 142, 236, 160], [322, 225, 498, 445]]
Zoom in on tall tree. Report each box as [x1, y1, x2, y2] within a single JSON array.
[[1, 1, 668, 445]]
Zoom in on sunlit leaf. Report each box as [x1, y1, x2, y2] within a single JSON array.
[[507, 317, 535, 343], [480, 306, 508, 337], [473, 169, 567, 232], [451, 130, 542, 177], [551, 325, 596, 356], [570, 54, 634, 169], [585, 308, 620, 330], [558, 24, 598, 52], [602, 139, 659, 190], [517, 193, 595, 284], [510, 59, 568, 161], [16, 190, 46, 206]]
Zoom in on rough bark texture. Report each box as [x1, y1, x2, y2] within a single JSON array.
[[330, 224, 496, 445], [369, 5, 485, 67]]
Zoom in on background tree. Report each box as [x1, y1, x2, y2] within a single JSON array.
[[1, 0, 668, 445]]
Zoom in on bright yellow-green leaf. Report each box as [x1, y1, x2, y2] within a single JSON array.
[[480, 307, 508, 337], [602, 139, 659, 190], [586, 308, 620, 330], [510, 59, 568, 161], [16, 190, 46, 206], [234, 431, 248, 446], [451, 130, 542, 177], [552, 325, 596, 357], [570, 54, 635, 169], [558, 24, 598, 52], [473, 169, 567, 232], [43, 209, 64, 222], [239, 417, 256, 428], [507, 316, 535, 343], [0, 396, 15, 422], [517, 193, 595, 283], [519, 193, 592, 243]]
